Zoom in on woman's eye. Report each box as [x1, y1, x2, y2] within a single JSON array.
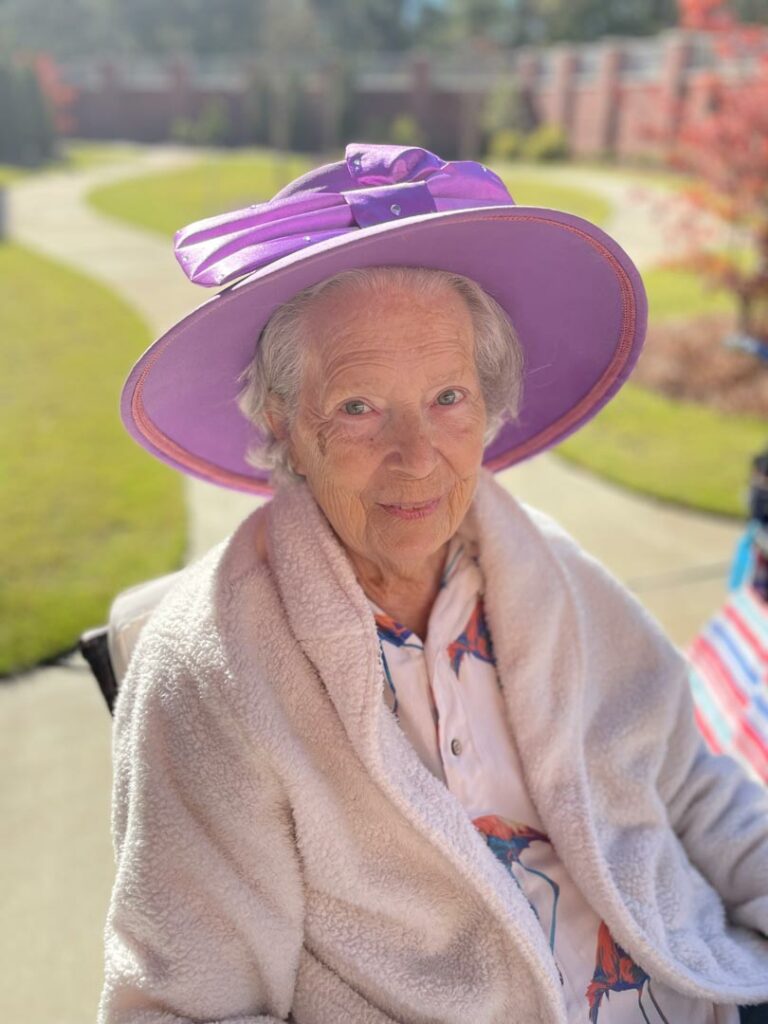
[[342, 399, 370, 416], [436, 389, 462, 406]]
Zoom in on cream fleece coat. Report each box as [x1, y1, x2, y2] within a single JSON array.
[[98, 469, 768, 1024]]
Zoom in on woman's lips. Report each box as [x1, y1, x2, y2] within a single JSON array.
[[378, 498, 441, 520]]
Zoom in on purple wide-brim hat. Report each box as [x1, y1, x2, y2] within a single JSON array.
[[121, 142, 647, 495]]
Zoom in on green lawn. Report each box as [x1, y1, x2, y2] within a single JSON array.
[[568, 158, 700, 194], [0, 164, 27, 186], [559, 239, 761, 519], [644, 263, 735, 321], [0, 243, 186, 676], [87, 147, 613, 236], [556, 248, 763, 519], [58, 139, 144, 170], [499, 171, 611, 226], [556, 384, 765, 519], [644, 245, 757, 321], [0, 142, 143, 185], [88, 148, 314, 236]]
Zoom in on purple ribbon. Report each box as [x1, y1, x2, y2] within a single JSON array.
[[173, 143, 514, 288]]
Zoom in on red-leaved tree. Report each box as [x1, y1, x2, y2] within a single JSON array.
[[649, 1, 768, 343], [27, 51, 77, 137]]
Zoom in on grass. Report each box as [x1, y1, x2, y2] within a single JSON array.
[[495, 156, 700, 196], [568, 157, 700, 193], [88, 148, 314, 236], [58, 139, 144, 170], [0, 242, 186, 676], [87, 146, 613, 236], [498, 170, 612, 226], [555, 384, 765, 519], [0, 141, 144, 185], [644, 245, 757, 321], [556, 242, 763, 518], [644, 263, 736, 321], [0, 164, 26, 186]]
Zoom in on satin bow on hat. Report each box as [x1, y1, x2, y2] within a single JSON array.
[[173, 143, 514, 288]]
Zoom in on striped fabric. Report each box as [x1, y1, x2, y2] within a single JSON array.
[[687, 585, 768, 784]]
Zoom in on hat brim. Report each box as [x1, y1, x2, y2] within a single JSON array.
[[121, 204, 647, 495]]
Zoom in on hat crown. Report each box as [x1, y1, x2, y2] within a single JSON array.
[[173, 143, 514, 289], [273, 142, 508, 196]]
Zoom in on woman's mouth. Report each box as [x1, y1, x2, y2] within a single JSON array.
[[378, 498, 441, 520]]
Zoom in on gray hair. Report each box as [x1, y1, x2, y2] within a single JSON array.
[[236, 265, 524, 482]]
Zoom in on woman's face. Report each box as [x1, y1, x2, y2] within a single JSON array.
[[281, 279, 487, 575]]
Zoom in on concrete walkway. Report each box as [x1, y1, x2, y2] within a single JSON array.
[[524, 162, 741, 269], [1, 147, 743, 1024]]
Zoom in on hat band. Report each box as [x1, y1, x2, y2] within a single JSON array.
[[173, 145, 514, 289], [343, 181, 436, 228]]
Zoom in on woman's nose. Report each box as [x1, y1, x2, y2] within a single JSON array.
[[385, 411, 439, 477]]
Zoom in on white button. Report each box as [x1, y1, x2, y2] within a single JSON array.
[[390, 203, 402, 216], [450, 738, 462, 756]]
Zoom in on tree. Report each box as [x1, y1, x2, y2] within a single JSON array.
[[413, 0, 750, 48], [29, 51, 76, 135], [533, 0, 678, 44], [0, 0, 411, 58], [650, 1, 768, 343], [483, 76, 538, 139], [0, 55, 58, 165], [313, 0, 411, 50]]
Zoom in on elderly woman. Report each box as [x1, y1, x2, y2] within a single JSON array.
[[99, 145, 768, 1024]]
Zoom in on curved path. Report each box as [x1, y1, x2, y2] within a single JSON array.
[[1, 146, 742, 1024], [525, 162, 741, 268]]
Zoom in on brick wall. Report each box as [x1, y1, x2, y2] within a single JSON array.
[[59, 28, 766, 161]]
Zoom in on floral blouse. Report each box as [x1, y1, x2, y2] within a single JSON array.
[[368, 527, 738, 1024]]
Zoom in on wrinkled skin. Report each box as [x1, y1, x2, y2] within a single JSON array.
[[268, 279, 487, 638]]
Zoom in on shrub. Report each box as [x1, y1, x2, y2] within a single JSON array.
[[389, 114, 425, 147], [169, 116, 198, 145], [170, 98, 232, 146], [482, 78, 537, 136], [487, 128, 524, 161], [242, 75, 271, 145], [521, 122, 569, 162]]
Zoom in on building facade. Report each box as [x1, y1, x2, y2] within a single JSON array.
[[58, 29, 764, 161]]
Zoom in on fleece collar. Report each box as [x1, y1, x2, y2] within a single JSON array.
[[266, 470, 569, 1019]]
